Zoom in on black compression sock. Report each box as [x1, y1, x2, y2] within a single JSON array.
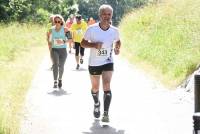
[[91, 90, 99, 104], [104, 90, 112, 112]]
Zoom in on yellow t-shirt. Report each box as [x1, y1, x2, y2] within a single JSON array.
[[71, 21, 87, 43]]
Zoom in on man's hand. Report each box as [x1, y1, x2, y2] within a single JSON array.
[[114, 40, 121, 55], [114, 47, 120, 55], [94, 42, 103, 49]]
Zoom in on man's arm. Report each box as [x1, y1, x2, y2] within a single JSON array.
[[81, 39, 102, 49]]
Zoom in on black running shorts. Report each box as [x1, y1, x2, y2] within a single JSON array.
[[88, 63, 114, 75]]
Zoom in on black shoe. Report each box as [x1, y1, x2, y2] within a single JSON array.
[[53, 81, 57, 88], [93, 102, 100, 118], [58, 80, 62, 88], [80, 59, 83, 64], [76, 64, 80, 70]]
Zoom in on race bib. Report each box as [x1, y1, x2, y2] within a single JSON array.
[[96, 48, 108, 57], [53, 39, 63, 46], [76, 29, 83, 35]]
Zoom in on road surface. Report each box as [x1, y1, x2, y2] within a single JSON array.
[[20, 49, 193, 134]]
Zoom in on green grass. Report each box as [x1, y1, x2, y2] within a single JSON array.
[[119, 0, 200, 88], [0, 23, 46, 134]]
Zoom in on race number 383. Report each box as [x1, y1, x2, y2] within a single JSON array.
[[96, 48, 108, 57]]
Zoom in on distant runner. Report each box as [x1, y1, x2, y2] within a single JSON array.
[[65, 15, 74, 54], [71, 14, 87, 70]]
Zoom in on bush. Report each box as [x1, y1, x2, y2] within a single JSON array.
[[35, 8, 49, 24]]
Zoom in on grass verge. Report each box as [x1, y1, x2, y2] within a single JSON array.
[[0, 23, 47, 133], [119, 0, 200, 88]]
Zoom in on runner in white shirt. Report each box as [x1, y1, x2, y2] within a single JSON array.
[[81, 4, 121, 123]]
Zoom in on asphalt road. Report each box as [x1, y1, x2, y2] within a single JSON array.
[[20, 49, 193, 134]]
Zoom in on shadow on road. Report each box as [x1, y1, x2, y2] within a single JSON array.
[[47, 89, 71, 96], [71, 68, 88, 72], [82, 119, 125, 134]]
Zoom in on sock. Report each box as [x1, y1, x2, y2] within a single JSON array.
[[91, 90, 99, 104], [104, 90, 112, 113]]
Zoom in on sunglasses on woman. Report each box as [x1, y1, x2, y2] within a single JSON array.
[[55, 21, 61, 24]]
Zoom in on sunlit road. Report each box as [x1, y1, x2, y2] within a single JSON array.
[[20, 49, 193, 134]]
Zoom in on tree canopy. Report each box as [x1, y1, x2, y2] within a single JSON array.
[[0, 0, 77, 23], [0, 0, 147, 24], [77, 0, 148, 25]]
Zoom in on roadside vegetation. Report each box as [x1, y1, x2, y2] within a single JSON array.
[[119, 0, 200, 88], [0, 23, 46, 133]]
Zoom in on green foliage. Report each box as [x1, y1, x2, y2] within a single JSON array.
[[35, 8, 49, 24], [77, 0, 148, 25], [0, 22, 46, 134], [77, 0, 99, 21], [9, 0, 32, 21], [119, 0, 200, 87], [0, 0, 10, 21], [0, 0, 77, 22]]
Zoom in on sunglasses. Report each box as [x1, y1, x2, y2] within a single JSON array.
[[76, 17, 81, 20], [55, 21, 61, 24]]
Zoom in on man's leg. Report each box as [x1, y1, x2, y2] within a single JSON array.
[[80, 46, 85, 64], [68, 40, 72, 53], [90, 75, 101, 118], [74, 42, 80, 69], [102, 71, 113, 122]]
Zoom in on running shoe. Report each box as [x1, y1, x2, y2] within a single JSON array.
[[58, 80, 62, 88], [80, 59, 83, 64], [53, 81, 57, 88], [101, 112, 109, 122], [76, 64, 80, 70], [93, 102, 100, 118]]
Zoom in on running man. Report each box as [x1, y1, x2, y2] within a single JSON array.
[[71, 14, 87, 70], [81, 4, 121, 122]]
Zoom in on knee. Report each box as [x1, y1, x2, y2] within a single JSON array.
[[53, 63, 59, 67], [92, 85, 99, 90], [103, 83, 110, 91], [92, 88, 99, 93], [58, 64, 64, 70], [75, 51, 79, 56]]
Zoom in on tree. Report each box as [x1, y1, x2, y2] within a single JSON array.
[[0, 0, 77, 23], [77, 0, 148, 25]]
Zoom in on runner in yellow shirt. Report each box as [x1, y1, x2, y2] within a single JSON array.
[[71, 14, 87, 69]]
